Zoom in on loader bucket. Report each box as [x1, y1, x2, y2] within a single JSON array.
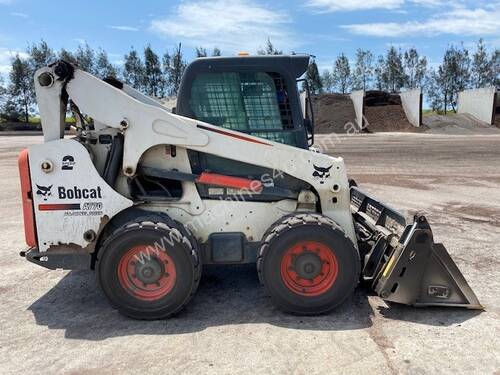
[[351, 187, 482, 309]]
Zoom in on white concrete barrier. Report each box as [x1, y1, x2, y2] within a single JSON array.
[[400, 89, 422, 127], [458, 87, 496, 125], [496, 91, 499, 124], [350, 90, 364, 131]]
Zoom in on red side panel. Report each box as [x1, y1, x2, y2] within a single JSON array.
[[196, 172, 263, 193], [18, 149, 37, 247]]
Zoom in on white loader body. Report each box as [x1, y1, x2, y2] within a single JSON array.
[[18, 58, 480, 319], [30, 64, 355, 254]]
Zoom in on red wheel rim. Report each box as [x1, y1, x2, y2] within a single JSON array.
[[117, 245, 177, 301], [280, 240, 338, 297]]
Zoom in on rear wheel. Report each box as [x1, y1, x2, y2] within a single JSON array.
[[257, 213, 360, 314], [96, 216, 201, 319]]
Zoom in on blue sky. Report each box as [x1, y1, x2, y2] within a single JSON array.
[[0, 0, 499, 75]]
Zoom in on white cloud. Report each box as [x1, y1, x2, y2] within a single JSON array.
[[11, 11, 27, 18], [150, 0, 295, 53], [107, 25, 139, 32], [305, 0, 491, 13], [342, 7, 500, 37], [0, 49, 29, 74], [306, 0, 404, 12], [409, 0, 446, 6]]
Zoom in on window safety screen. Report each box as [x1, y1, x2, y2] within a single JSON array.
[[190, 72, 295, 145]]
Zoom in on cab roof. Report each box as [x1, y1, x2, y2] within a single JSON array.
[[185, 55, 310, 79]]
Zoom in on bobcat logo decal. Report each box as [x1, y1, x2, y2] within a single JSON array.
[[312, 165, 332, 185], [36, 184, 53, 201]]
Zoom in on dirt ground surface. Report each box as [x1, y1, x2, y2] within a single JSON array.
[[1, 134, 500, 375]]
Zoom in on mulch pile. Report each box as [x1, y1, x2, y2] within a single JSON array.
[[311, 94, 357, 134], [363, 91, 418, 133], [311, 91, 423, 134]]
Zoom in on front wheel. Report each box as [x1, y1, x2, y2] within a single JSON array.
[[96, 217, 201, 320], [257, 214, 360, 314]]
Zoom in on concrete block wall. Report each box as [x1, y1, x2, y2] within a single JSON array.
[[350, 90, 365, 131], [458, 87, 496, 125], [400, 89, 422, 127]]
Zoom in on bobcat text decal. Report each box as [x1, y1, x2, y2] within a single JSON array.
[[35, 184, 104, 215]]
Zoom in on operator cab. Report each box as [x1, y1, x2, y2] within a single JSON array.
[[176, 55, 314, 149]]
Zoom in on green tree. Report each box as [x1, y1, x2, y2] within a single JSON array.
[[28, 40, 55, 72], [163, 43, 187, 97], [404, 48, 427, 89], [352, 49, 373, 90], [195, 47, 207, 58], [8, 54, 34, 122], [448, 45, 471, 111], [0, 76, 6, 104], [58, 48, 77, 64], [1, 98, 22, 122], [74, 43, 95, 73], [0, 76, 9, 120], [385, 46, 405, 93], [144, 45, 164, 97], [492, 49, 500, 88], [196, 46, 221, 58], [426, 68, 444, 113], [374, 55, 386, 91], [123, 47, 145, 90], [304, 58, 323, 94], [471, 39, 493, 88], [427, 45, 471, 113], [321, 70, 334, 93], [95, 48, 117, 78], [257, 38, 283, 55], [332, 53, 351, 94]]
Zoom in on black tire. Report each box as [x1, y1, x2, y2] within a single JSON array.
[[96, 215, 201, 320], [257, 213, 360, 315]]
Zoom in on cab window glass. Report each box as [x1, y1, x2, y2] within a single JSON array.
[[190, 72, 295, 145]]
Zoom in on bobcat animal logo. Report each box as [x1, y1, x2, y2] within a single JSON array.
[[36, 184, 53, 201], [312, 165, 332, 185]]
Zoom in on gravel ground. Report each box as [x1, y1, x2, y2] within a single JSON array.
[[1, 134, 499, 375]]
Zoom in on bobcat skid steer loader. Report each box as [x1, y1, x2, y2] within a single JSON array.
[[18, 56, 481, 319]]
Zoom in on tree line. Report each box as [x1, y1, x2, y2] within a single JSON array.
[[305, 39, 499, 114], [0, 40, 216, 123], [1, 38, 499, 123]]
